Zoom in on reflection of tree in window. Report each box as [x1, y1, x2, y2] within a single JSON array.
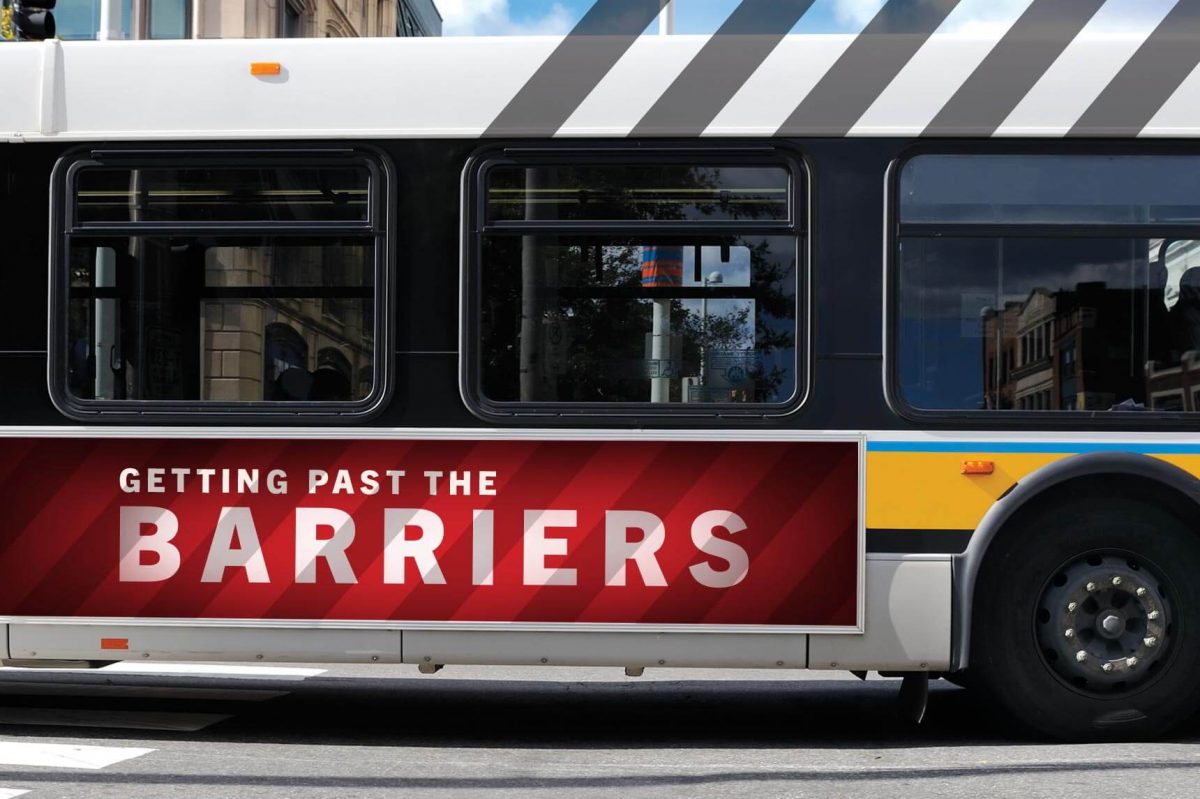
[[480, 162, 797, 407]]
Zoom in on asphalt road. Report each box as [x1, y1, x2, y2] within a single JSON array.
[[0, 663, 1195, 798]]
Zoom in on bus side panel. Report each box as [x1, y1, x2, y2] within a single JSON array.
[[7, 623, 401, 664]]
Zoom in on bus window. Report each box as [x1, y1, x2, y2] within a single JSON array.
[[468, 154, 803, 415], [76, 165, 369, 224], [895, 153, 1200, 414], [53, 152, 388, 419], [486, 164, 789, 223]]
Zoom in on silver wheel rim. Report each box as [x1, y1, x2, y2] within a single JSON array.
[[1035, 552, 1173, 695]]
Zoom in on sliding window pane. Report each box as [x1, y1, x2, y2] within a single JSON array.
[[76, 166, 370, 224], [66, 237, 375, 403], [896, 236, 1200, 412], [487, 165, 790, 223], [901, 155, 1200, 225], [479, 236, 797, 405]]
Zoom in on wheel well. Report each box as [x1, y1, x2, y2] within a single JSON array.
[[952, 462, 1200, 672], [992, 473, 1200, 560]]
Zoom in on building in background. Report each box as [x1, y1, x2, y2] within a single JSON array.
[[57, 0, 440, 40]]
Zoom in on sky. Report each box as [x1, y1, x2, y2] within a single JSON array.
[[438, 0, 1180, 36]]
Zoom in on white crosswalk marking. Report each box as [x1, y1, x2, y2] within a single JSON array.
[[99, 663, 325, 680], [0, 742, 154, 769]]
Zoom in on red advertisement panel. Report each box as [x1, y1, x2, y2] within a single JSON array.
[[0, 438, 859, 627]]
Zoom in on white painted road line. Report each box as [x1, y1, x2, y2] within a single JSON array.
[[0, 682, 287, 702], [99, 663, 326, 680], [0, 742, 154, 769], [0, 706, 233, 732], [0, 789, 29, 798]]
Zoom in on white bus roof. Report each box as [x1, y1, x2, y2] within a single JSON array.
[[1, 33, 1197, 142]]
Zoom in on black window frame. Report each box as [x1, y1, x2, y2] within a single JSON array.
[[886, 141, 1200, 427], [461, 142, 810, 421], [49, 144, 395, 423]]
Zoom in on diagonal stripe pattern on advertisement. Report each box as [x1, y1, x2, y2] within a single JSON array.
[[1070, 0, 1200, 136], [776, 0, 962, 136], [484, 0, 666, 137], [631, 0, 817, 136], [923, 0, 1106, 136]]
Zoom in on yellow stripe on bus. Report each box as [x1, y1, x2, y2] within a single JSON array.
[[867, 451, 1200, 532]]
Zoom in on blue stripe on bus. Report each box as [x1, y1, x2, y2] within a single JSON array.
[[866, 441, 1200, 455]]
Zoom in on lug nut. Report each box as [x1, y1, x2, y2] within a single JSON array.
[[1136, 587, 1148, 597], [1127, 657, 1139, 668], [1076, 651, 1088, 663], [1064, 628, 1075, 639], [1112, 576, 1122, 586], [1068, 602, 1078, 612], [1101, 662, 1114, 673], [1144, 636, 1158, 648], [1148, 609, 1160, 620], [1086, 582, 1097, 592]]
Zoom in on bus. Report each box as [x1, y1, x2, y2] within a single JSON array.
[[2, 16, 1200, 741]]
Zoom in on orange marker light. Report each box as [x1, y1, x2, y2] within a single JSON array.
[[100, 638, 129, 651], [250, 62, 282, 76], [961, 460, 995, 475]]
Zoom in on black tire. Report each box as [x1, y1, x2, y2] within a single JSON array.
[[972, 494, 1200, 741]]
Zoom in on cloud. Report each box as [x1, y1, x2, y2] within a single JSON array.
[[438, 0, 576, 36], [831, 0, 885, 27]]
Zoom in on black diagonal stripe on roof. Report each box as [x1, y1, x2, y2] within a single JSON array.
[[630, 0, 818, 137], [1070, 0, 1200, 137], [776, 0, 962, 137], [484, 0, 666, 138], [923, 0, 1105, 137]]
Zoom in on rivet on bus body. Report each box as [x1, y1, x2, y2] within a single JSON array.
[[1076, 651, 1088, 662]]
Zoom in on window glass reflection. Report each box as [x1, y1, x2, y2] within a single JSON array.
[[67, 237, 374, 403], [480, 237, 797, 405], [487, 165, 789, 223], [898, 237, 1200, 411], [901, 155, 1200, 225]]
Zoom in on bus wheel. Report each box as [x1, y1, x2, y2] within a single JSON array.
[[972, 495, 1200, 740]]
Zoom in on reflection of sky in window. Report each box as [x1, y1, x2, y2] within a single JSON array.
[[682, 246, 751, 287]]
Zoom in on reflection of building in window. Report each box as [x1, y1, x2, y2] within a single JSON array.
[[1145, 354, 1200, 411], [203, 245, 372, 403], [983, 283, 1143, 411]]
